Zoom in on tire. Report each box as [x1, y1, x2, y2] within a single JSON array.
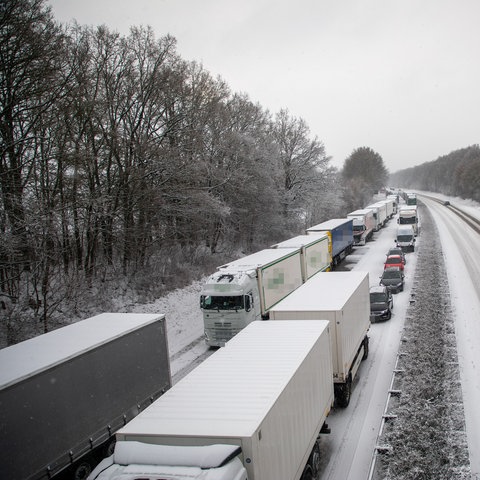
[[300, 465, 314, 480], [362, 336, 369, 360], [308, 441, 321, 478], [73, 461, 92, 480], [335, 377, 352, 408]]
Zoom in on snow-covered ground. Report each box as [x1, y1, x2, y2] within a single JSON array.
[[125, 192, 480, 479]]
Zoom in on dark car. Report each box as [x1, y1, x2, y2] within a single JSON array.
[[370, 285, 393, 321], [380, 267, 405, 293], [386, 247, 406, 264]]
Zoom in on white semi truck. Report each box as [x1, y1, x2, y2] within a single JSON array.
[[0, 313, 171, 480], [201, 248, 303, 347], [87, 320, 334, 480], [270, 271, 371, 408], [271, 233, 331, 280], [398, 205, 419, 235], [347, 209, 375, 245]]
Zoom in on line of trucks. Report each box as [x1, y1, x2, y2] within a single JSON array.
[[0, 192, 415, 480], [201, 196, 398, 348], [1, 271, 370, 480]]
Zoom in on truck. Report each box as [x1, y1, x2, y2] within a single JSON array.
[[396, 224, 416, 252], [377, 196, 397, 221], [271, 233, 331, 280], [398, 205, 419, 235], [406, 193, 417, 205], [367, 202, 388, 230], [87, 320, 334, 480], [387, 195, 398, 215], [0, 313, 171, 480], [347, 208, 375, 245], [201, 248, 303, 347], [306, 218, 354, 268], [270, 271, 371, 408], [365, 204, 381, 231]]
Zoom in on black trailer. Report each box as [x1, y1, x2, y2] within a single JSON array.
[[0, 313, 171, 480]]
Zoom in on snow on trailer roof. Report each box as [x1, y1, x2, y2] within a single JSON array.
[[117, 320, 329, 439], [271, 271, 369, 312], [218, 247, 299, 271], [347, 209, 374, 216], [307, 218, 352, 231], [0, 313, 165, 390], [271, 233, 327, 248]]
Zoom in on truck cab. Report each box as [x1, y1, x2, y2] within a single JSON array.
[[201, 270, 259, 347], [88, 443, 248, 480]]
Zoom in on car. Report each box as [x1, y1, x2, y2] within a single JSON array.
[[384, 254, 405, 270], [369, 285, 393, 321], [380, 267, 404, 293], [386, 247, 406, 264], [443, 200, 450, 206]]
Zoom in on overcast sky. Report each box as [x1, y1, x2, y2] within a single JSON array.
[[48, 0, 479, 173]]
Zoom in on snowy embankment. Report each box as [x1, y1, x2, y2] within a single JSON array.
[[375, 202, 471, 479], [126, 279, 210, 383]]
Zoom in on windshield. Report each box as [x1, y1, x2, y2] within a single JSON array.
[[399, 217, 416, 224], [385, 257, 400, 265], [397, 235, 412, 241], [370, 293, 387, 303], [201, 295, 244, 310], [383, 270, 401, 279]]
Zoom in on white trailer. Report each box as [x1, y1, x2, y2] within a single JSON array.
[[201, 248, 303, 347], [88, 320, 334, 480], [272, 233, 331, 280], [270, 271, 370, 408], [398, 205, 419, 235], [365, 204, 382, 231], [347, 209, 375, 245], [380, 198, 395, 218]]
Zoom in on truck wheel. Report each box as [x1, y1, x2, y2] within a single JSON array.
[[308, 441, 321, 478], [73, 461, 92, 480], [300, 465, 314, 480], [335, 378, 352, 408], [362, 336, 369, 360]]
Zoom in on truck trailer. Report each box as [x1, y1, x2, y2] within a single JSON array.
[[306, 218, 354, 268], [347, 209, 375, 245], [0, 313, 171, 480], [87, 320, 334, 480], [270, 271, 371, 408], [201, 248, 303, 347], [271, 233, 331, 280], [398, 205, 419, 235]]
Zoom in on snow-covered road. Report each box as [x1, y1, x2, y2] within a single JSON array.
[[130, 193, 480, 479], [317, 212, 417, 479]]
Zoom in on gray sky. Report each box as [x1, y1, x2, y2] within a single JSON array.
[[48, 0, 480, 173]]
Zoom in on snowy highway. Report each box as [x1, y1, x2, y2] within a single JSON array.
[[132, 193, 480, 479]]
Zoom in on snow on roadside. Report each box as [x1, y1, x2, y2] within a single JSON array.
[[125, 279, 208, 378], [375, 202, 471, 479]]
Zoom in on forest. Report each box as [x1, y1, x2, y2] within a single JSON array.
[[5, 0, 469, 346], [390, 145, 480, 201], [1, 0, 351, 343]]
